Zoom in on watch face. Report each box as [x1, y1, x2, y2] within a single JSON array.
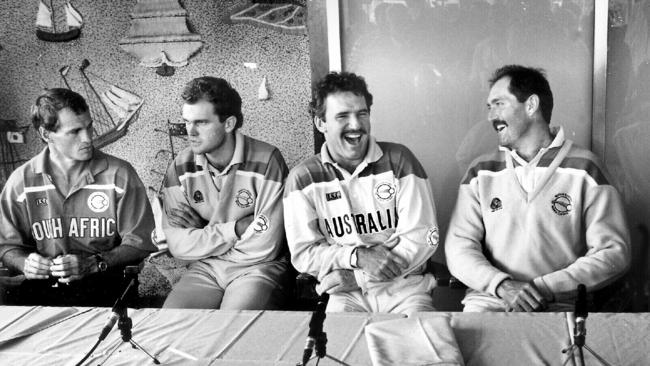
[[98, 261, 108, 271]]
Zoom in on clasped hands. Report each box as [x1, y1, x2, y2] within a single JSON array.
[[23, 252, 97, 283], [496, 279, 549, 312], [317, 246, 408, 295]]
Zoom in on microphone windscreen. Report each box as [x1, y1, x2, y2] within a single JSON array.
[[575, 283, 587, 318]]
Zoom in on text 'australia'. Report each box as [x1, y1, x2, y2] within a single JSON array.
[[323, 208, 399, 238]]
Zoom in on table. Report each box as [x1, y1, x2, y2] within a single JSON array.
[[0, 306, 647, 365]]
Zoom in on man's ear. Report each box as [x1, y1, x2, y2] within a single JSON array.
[[526, 94, 540, 117], [224, 116, 237, 133], [38, 126, 49, 142], [314, 116, 326, 133]]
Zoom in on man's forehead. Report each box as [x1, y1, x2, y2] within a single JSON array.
[[325, 91, 367, 111], [487, 77, 513, 102]]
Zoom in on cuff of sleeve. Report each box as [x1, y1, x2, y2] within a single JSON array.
[[353, 270, 368, 293], [532, 276, 555, 302], [340, 245, 356, 270], [488, 272, 512, 298], [225, 221, 239, 242]]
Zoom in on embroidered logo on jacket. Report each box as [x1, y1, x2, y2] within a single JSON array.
[[35, 197, 48, 206], [235, 189, 254, 208], [253, 214, 269, 233], [87, 192, 110, 213], [193, 190, 204, 203], [490, 197, 502, 212], [326, 191, 341, 201], [426, 227, 439, 248], [374, 182, 396, 202], [551, 193, 573, 215]]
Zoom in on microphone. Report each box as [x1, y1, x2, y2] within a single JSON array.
[[302, 292, 329, 365], [98, 311, 119, 341], [574, 284, 587, 347]]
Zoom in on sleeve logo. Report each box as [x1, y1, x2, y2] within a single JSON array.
[[87, 192, 110, 213], [374, 182, 396, 202], [253, 214, 270, 233], [551, 193, 573, 215], [426, 227, 439, 248], [235, 189, 255, 208]]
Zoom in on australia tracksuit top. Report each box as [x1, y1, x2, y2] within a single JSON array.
[[284, 137, 439, 292]]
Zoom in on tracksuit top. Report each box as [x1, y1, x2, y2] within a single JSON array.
[[0, 148, 156, 259], [283, 137, 439, 291], [161, 132, 288, 265], [445, 129, 631, 302]]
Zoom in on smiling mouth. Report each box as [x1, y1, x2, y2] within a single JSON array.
[[343, 131, 365, 145], [493, 121, 507, 133]]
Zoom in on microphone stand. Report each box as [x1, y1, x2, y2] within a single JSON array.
[[561, 285, 612, 366], [295, 288, 351, 366], [115, 270, 160, 364], [76, 267, 160, 365]]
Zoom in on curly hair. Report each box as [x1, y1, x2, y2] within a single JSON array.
[[31, 88, 89, 133], [311, 72, 373, 120], [181, 76, 243, 130], [489, 65, 554, 123]]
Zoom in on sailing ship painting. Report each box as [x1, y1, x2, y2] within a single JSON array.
[[35, 0, 83, 42], [60, 59, 144, 148]]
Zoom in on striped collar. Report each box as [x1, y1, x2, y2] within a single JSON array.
[[320, 136, 383, 177]]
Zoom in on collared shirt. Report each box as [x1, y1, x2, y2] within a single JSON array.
[[204, 132, 247, 191], [0, 147, 156, 259], [500, 127, 565, 192], [320, 136, 384, 179]]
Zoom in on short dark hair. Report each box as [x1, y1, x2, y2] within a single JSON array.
[[181, 76, 243, 130], [31, 88, 89, 132], [489, 65, 554, 123], [311, 72, 373, 120]]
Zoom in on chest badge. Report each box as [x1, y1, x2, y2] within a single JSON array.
[[193, 190, 204, 203], [88, 192, 109, 213], [551, 193, 573, 215], [374, 182, 396, 202], [235, 189, 254, 208], [490, 197, 502, 212]]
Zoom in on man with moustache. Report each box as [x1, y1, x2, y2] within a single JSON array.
[[284, 72, 440, 314], [0, 88, 156, 306], [161, 76, 289, 309], [446, 65, 631, 312]]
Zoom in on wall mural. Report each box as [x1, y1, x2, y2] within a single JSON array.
[[119, 0, 203, 77], [230, 1, 306, 36], [60, 59, 144, 148], [35, 0, 83, 42]]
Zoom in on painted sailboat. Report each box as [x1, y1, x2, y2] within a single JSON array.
[[36, 0, 83, 42], [59, 59, 144, 148]]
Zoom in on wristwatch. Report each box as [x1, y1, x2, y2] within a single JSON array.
[[350, 247, 359, 269], [93, 254, 108, 272]]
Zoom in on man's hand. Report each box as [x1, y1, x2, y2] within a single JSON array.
[[50, 254, 96, 283], [23, 252, 52, 279], [168, 203, 208, 229], [235, 214, 254, 238], [356, 246, 408, 281], [315, 269, 360, 295], [496, 279, 548, 312]]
